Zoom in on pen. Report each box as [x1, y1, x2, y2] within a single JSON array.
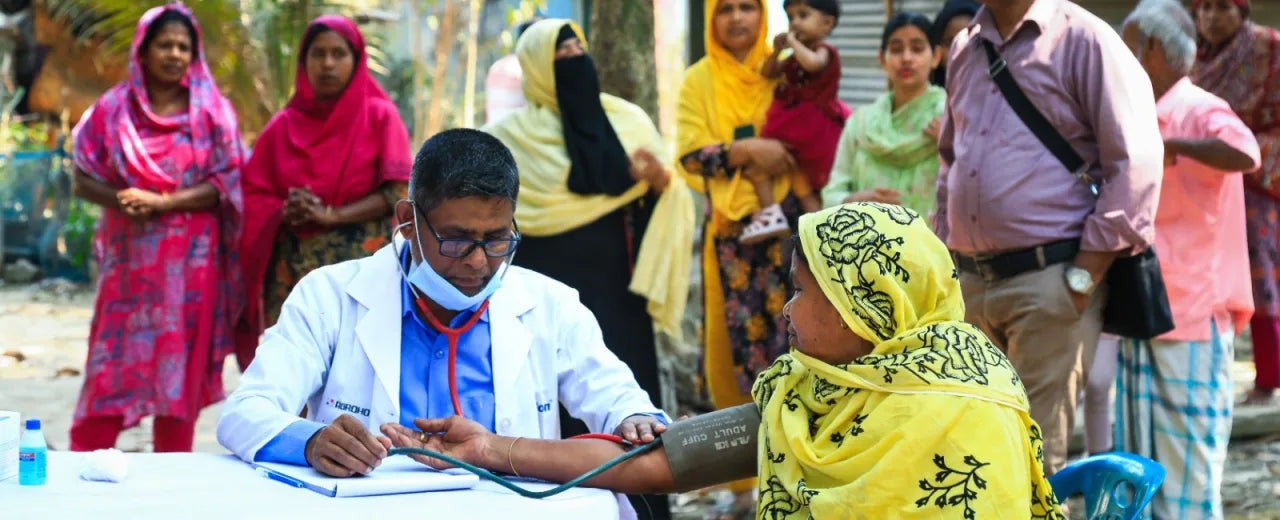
[[259, 468, 306, 488]]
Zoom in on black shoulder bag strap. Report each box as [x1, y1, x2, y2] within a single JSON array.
[[980, 39, 1097, 193]]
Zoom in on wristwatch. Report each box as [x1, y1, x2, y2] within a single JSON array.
[[1064, 266, 1095, 295]]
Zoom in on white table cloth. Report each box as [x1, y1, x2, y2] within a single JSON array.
[[0, 451, 621, 519]]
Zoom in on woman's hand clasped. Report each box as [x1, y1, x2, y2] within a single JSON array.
[[844, 188, 902, 205], [284, 187, 337, 228], [629, 148, 670, 193], [117, 187, 170, 220], [381, 416, 496, 471], [923, 116, 943, 142]]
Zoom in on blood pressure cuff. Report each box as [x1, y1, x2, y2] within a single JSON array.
[[660, 403, 760, 490]]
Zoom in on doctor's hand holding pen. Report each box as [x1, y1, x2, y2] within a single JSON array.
[[305, 414, 393, 477]]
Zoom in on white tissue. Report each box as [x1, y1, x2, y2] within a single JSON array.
[[79, 448, 128, 483]]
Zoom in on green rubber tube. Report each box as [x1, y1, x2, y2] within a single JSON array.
[[387, 438, 663, 499]]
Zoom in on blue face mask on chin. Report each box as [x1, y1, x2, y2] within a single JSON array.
[[395, 206, 513, 312]]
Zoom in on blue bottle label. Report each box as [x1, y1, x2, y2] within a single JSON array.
[[19, 452, 35, 462]]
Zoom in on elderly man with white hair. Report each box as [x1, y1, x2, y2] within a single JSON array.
[[1117, 1, 1260, 518]]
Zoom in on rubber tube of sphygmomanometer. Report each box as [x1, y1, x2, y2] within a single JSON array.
[[660, 403, 760, 491]]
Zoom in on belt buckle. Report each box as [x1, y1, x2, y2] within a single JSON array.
[[967, 252, 999, 283], [976, 261, 999, 283]]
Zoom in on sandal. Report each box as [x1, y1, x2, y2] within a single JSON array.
[[740, 204, 791, 246]]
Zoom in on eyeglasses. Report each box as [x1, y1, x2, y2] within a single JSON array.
[[417, 209, 521, 258]]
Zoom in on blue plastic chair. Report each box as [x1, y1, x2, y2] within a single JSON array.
[[1049, 452, 1165, 520]]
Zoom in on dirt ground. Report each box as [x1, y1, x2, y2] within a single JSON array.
[[2, 281, 1278, 519]]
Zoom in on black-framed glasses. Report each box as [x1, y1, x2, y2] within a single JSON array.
[[417, 208, 521, 258]]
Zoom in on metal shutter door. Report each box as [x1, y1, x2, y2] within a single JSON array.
[[833, 1, 890, 108]]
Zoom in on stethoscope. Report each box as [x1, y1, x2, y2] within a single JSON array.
[[370, 207, 663, 503], [411, 294, 489, 418], [390, 200, 511, 418], [390, 205, 632, 443]]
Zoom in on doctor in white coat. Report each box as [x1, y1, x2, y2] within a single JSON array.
[[217, 128, 668, 479]]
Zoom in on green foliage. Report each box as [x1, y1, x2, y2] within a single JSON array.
[[38, 0, 391, 136], [3, 120, 50, 153], [61, 199, 99, 270]]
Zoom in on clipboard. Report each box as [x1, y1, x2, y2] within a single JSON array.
[[254, 457, 479, 498]]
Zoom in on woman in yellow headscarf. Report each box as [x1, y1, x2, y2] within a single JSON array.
[[482, 19, 695, 520], [386, 203, 1065, 520], [680, 0, 805, 417]]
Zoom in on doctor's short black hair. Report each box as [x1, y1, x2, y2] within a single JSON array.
[[410, 128, 519, 212]]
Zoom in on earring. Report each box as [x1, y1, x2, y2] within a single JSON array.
[[840, 322, 848, 329]]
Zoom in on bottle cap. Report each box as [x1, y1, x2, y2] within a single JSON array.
[[25, 418, 40, 430]]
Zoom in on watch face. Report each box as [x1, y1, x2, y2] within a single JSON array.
[[1067, 268, 1091, 292]]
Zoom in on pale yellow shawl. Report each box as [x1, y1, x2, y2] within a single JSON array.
[[482, 19, 695, 339], [751, 203, 1064, 519]]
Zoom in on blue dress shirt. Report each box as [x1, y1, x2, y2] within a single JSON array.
[[254, 249, 496, 465]]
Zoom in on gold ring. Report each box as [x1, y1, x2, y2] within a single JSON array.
[[419, 431, 427, 443]]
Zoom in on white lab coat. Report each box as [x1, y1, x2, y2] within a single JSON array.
[[217, 242, 667, 463]]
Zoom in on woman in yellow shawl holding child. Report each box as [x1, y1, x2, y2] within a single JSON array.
[[385, 202, 1065, 520], [680, 0, 806, 418]]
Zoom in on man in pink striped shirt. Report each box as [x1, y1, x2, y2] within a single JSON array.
[[935, 0, 1163, 474], [1115, 1, 1259, 516]]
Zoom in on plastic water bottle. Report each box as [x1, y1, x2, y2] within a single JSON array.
[[18, 418, 46, 485]]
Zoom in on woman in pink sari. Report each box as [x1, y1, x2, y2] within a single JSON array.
[[235, 16, 411, 369], [69, 3, 244, 452]]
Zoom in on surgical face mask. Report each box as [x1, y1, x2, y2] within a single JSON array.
[[392, 203, 515, 311]]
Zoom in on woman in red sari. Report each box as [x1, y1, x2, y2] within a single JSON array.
[[1192, 0, 1280, 405], [236, 16, 411, 368], [69, 3, 244, 452]]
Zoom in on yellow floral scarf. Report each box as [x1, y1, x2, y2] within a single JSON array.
[[750, 203, 1063, 519], [483, 19, 695, 339]]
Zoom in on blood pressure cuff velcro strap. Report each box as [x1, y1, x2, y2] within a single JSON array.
[[660, 403, 760, 490]]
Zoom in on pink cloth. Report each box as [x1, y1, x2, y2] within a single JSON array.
[[1155, 78, 1259, 341], [236, 15, 411, 363], [70, 3, 244, 428], [485, 53, 526, 124], [935, 0, 1163, 255]]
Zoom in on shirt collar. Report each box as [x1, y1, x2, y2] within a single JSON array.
[[974, 0, 1063, 46], [1155, 77, 1193, 121]]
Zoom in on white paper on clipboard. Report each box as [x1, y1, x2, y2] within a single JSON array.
[[255, 457, 479, 498]]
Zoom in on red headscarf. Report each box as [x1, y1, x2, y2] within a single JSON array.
[[236, 15, 411, 362], [73, 2, 241, 194]]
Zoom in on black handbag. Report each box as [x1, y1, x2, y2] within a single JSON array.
[[980, 39, 1175, 339]]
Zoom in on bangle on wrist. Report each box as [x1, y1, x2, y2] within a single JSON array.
[[507, 437, 522, 478]]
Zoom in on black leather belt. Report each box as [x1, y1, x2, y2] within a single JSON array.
[[953, 239, 1080, 282]]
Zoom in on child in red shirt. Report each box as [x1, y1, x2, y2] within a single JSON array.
[[741, 0, 850, 244]]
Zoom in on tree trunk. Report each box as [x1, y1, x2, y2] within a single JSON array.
[[588, 0, 658, 122], [461, 0, 482, 128], [426, 0, 458, 137], [411, 0, 428, 143]]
